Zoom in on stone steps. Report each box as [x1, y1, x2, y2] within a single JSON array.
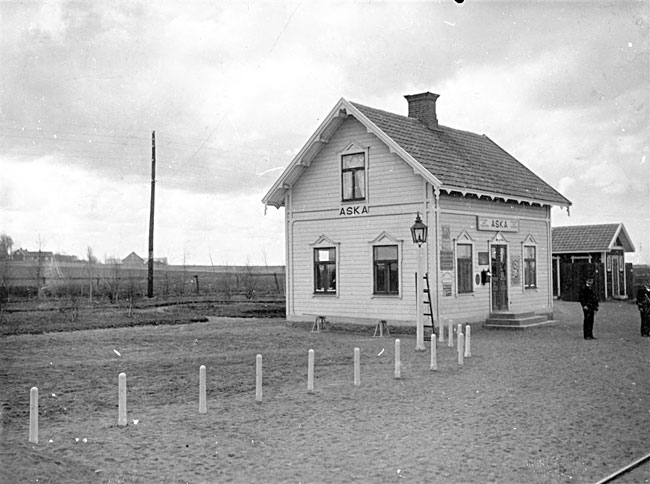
[[484, 312, 554, 329]]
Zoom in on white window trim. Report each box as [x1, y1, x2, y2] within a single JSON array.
[[310, 235, 340, 297], [455, 230, 474, 297], [369, 231, 403, 298], [522, 234, 538, 291], [339, 141, 369, 205]]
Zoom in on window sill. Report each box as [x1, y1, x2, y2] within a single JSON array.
[[371, 293, 401, 299], [312, 292, 338, 297]]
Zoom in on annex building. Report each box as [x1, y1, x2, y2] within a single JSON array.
[[263, 92, 571, 330]]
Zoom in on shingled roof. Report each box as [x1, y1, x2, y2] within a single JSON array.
[[262, 94, 571, 208], [552, 223, 635, 253], [351, 102, 571, 206]]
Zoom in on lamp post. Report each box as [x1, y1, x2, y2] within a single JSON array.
[[410, 212, 428, 351]]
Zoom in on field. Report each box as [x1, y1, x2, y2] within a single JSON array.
[[1, 300, 649, 484]]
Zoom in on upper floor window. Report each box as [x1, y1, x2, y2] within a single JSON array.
[[342, 152, 366, 201], [524, 245, 537, 289], [314, 247, 336, 294], [373, 245, 399, 295], [457, 243, 473, 294]]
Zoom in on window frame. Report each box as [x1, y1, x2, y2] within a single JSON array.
[[456, 242, 474, 294], [311, 236, 340, 296], [523, 245, 537, 289], [340, 144, 368, 203], [373, 244, 400, 296]]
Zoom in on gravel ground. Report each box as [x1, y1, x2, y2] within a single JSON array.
[[1, 300, 648, 484]]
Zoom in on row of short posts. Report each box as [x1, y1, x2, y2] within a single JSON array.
[[27, 324, 472, 440]]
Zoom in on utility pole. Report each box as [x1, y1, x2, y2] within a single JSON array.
[[147, 130, 156, 298]]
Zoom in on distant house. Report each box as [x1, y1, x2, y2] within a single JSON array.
[[263, 92, 571, 330], [552, 223, 635, 300], [122, 252, 145, 267], [12, 249, 54, 263]]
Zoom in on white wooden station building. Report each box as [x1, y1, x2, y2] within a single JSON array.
[[263, 92, 571, 331]]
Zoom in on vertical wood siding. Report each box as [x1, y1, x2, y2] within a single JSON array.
[[288, 118, 426, 322], [437, 194, 552, 322]]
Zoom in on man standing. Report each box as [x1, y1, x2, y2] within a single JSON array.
[[636, 280, 650, 337], [579, 277, 599, 340]]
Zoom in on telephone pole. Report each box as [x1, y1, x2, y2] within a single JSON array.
[[147, 130, 156, 298]]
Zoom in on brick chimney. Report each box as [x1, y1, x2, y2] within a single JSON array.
[[404, 92, 440, 129]]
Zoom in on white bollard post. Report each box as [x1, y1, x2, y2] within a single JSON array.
[[199, 365, 207, 414], [118, 373, 127, 426], [256, 354, 263, 403], [439, 320, 445, 343], [29, 387, 38, 443], [448, 319, 454, 347], [430, 334, 437, 371], [394, 339, 401, 379], [307, 349, 315, 393], [465, 324, 471, 358], [458, 333, 464, 366], [354, 348, 360, 387]]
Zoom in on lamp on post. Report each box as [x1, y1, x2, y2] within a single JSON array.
[[410, 212, 428, 351]]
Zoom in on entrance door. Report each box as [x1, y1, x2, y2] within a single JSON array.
[[491, 245, 508, 311], [611, 256, 621, 297]]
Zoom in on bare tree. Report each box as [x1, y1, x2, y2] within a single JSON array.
[[0, 234, 14, 260], [86, 246, 97, 302]]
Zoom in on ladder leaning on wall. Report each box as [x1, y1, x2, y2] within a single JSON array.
[[423, 273, 436, 336]]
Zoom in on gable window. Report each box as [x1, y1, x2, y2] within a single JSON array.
[[314, 248, 336, 294], [342, 152, 366, 201], [524, 246, 537, 289], [457, 243, 473, 294], [373, 245, 398, 295]]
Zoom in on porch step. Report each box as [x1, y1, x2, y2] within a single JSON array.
[[484, 312, 554, 329]]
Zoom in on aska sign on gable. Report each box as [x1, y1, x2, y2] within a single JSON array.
[[477, 217, 519, 232]]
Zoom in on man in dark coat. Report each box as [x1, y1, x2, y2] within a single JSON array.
[[579, 277, 599, 340], [636, 280, 650, 337]]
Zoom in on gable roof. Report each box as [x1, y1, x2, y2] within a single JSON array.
[[262, 97, 571, 209], [552, 223, 635, 253]]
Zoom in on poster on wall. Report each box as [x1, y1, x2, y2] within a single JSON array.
[[441, 224, 451, 251], [442, 272, 453, 296], [511, 255, 520, 285], [440, 250, 454, 271]]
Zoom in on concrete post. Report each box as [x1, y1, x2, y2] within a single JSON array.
[[199, 365, 207, 414], [29, 387, 38, 443], [255, 355, 263, 403], [458, 333, 464, 366], [307, 349, 314, 393], [430, 334, 437, 371], [465, 324, 471, 358], [354, 348, 360, 387], [439, 320, 445, 343], [448, 319, 454, 347], [118, 373, 127, 426], [394, 339, 401, 379]]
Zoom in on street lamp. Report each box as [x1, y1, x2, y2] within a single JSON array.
[[410, 212, 428, 351], [410, 212, 428, 247]]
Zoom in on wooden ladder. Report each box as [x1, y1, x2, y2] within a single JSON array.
[[423, 273, 436, 336]]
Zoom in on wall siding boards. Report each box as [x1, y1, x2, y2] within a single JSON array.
[[282, 116, 556, 326], [287, 118, 426, 323]]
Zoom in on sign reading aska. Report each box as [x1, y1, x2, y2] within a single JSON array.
[[339, 205, 369, 216], [477, 216, 519, 232]]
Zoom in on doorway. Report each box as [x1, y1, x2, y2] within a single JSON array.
[[491, 245, 508, 311]]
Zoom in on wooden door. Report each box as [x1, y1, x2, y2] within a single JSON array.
[[491, 245, 508, 311]]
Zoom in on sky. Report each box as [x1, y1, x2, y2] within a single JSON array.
[[1, 0, 648, 266]]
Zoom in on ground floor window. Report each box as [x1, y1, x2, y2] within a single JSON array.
[[373, 245, 398, 295], [457, 243, 473, 293], [314, 247, 336, 294], [524, 245, 537, 288]]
